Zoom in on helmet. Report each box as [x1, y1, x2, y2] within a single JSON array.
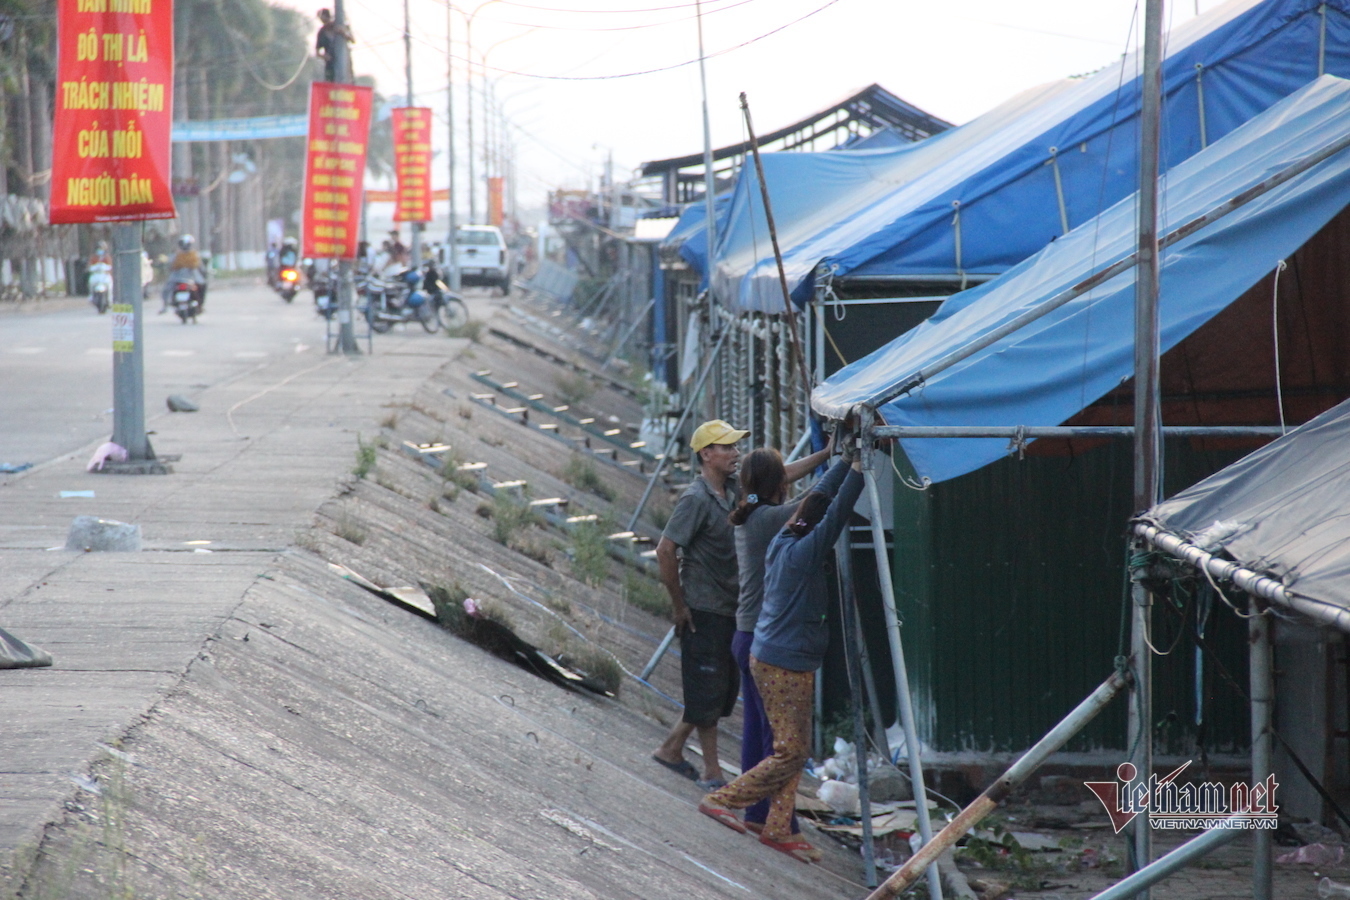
[[178, 234, 195, 250], [283, 237, 298, 248]]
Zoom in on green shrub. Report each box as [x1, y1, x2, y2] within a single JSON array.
[[353, 434, 377, 479], [563, 454, 615, 501], [489, 492, 539, 545], [568, 522, 609, 587], [555, 371, 595, 406], [624, 572, 670, 618]]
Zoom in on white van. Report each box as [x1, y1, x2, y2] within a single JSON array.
[[453, 225, 511, 294]]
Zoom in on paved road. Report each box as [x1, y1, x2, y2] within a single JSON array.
[[0, 282, 476, 469]]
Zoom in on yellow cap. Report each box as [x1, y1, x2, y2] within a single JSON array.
[[690, 419, 749, 452]]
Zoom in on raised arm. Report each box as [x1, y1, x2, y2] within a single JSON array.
[[783, 431, 834, 484]]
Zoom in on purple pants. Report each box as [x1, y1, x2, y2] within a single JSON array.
[[732, 630, 798, 831]]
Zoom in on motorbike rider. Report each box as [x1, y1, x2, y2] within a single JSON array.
[[161, 234, 208, 313], [87, 241, 113, 310], [278, 237, 300, 270]]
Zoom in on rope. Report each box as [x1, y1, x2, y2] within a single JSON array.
[[1272, 259, 1288, 435]]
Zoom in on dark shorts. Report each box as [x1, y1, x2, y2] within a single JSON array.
[[680, 608, 739, 727]]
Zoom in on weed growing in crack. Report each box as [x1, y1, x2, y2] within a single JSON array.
[[353, 434, 377, 479], [623, 571, 670, 618], [562, 454, 615, 502], [568, 522, 609, 587]]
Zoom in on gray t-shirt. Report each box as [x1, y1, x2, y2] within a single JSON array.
[[734, 503, 796, 632], [662, 474, 739, 616]]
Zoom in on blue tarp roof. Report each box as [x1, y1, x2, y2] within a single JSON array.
[[811, 75, 1350, 484], [707, 0, 1350, 312]]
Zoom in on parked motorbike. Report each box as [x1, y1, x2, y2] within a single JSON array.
[[363, 268, 439, 333], [88, 261, 112, 314], [276, 266, 301, 302], [170, 280, 204, 323], [421, 260, 469, 331], [312, 273, 336, 319]]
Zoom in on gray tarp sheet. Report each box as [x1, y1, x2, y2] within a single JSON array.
[[1141, 396, 1350, 610], [0, 626, 52, 669]]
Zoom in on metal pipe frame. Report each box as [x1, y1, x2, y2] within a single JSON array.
[[873, 425, 1287, 439], [861, 437, 943, 900], [1086, 817, 1255, 900], [835, 531, 879, 887], [1133, 522, 1350, 633], [1249, 594, 1273, 900], [868, 669, 1131, 899]]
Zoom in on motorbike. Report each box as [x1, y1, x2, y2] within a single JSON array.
[[88, 260, 113, 314], [276, 266, 301, 302], [311, 273, 336, 319], [362, 268, 440, 333], [170, 279, 204, 323], [421, 261, 469, 331]]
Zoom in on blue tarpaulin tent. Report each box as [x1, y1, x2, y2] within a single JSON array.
[[707, 0, 1350, 312], [811, 75, 1350, 484]]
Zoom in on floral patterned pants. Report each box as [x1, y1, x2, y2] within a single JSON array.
[[705, 657, 813, 840]]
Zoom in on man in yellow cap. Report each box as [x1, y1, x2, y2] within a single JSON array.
[[651, 419, 749, 789]]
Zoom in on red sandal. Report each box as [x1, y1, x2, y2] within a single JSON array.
[[698, 801, 747, 834], [759, 832, 822, 863]]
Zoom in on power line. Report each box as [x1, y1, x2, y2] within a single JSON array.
[[487, 0, 765, 34], [367, 0, 845, 82], [494, 0, 746, 15]]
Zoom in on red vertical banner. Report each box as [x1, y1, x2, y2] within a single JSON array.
[[50, 0, 176, 223], [487, 176, 504, 227], [301, 82, 373, 259], [392, 107, 432, 224]]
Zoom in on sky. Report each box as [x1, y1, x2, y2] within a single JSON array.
[[274, 0, 1231, 219]]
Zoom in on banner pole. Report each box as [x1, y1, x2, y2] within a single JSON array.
[[333, 0, 360, 355], [110, 223, 153, 463]]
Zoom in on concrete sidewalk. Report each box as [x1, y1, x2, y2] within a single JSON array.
[[0, 334, 452, 897], [0, 310, 872, 900]]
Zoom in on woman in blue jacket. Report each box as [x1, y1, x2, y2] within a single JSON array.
[[699, 448, 863, 863]]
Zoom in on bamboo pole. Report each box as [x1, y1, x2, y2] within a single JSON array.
[[866, 670, 1131, 899]]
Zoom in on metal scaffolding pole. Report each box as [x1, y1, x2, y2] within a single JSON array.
[[1130, 1, 1165, 889], [836, 531, 878, 888], [861, 439, 943, 900], [1249, 596, 1273, 900]]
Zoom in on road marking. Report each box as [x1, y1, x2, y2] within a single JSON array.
[[235, 351, 268, 358], [163, 350, 194, 357], [10, 347, 46, 354]]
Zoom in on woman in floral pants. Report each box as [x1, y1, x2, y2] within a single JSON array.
[[699, 450, 863, 863]]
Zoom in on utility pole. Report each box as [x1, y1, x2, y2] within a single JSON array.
[[445, 0, 460, 289], [332, 0, 360, 354], [1128, 0, 1163, 895], [694, 0, 716, 284], [109, 223, 158, 467], [403, 0, 421, 267]]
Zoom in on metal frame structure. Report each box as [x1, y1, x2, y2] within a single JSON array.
[[639, 84, 951, 204]]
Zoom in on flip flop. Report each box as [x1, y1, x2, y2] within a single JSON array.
[[745, 821, 765, 835], [698, 801, 747, 834], [696, 777, 727, 791], [651, 755, 698, 780], [759, 833, 822, 863]]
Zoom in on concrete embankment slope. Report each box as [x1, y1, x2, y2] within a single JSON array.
[[0, 313, 864, 899]]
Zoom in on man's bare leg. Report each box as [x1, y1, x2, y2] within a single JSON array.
[[696, 724, 722, 782], [654, 720, 697, 765]]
